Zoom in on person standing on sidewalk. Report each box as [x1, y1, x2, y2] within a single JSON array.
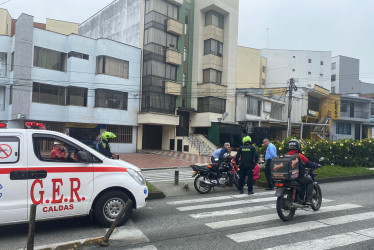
[[236, 136, 258, 195], [263, 138, 277, 190]]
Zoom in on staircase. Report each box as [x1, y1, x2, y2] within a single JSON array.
[[182, 133, 217, 156], [311, 111, 336, 140]]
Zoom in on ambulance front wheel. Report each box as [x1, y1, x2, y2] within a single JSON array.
[[94, 191, 133, 227]]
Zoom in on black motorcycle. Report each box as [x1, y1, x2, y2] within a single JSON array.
[[275, 167, 323, 221], [191, 156, 239, 194]]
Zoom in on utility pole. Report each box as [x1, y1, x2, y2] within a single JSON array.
[[287, 78, 296, 137]]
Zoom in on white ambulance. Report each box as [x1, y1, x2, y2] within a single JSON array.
[[0, 122, 148, 227]]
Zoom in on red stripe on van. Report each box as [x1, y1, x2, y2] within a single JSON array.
[[0, 167, 127, 174]]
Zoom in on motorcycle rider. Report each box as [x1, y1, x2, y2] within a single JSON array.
[[236, 136, 258, 195], [287, 139, 321, 205], [98, 131, 119, 159]]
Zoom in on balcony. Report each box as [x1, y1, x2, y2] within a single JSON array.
[[166, 49, 182, 66], [203, 25, 224, 43], [202, 54, 223, 71], [370, 115, 374, 123], [197, 83, 227, 99], [165, 81, 181, 96], [341, 111, 369, 119], [166, 19, 183, 36]]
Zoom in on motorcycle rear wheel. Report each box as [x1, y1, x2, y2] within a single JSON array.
[[276, 193, 296, 221], [231, 173, 240, 189], [311, 183, 322, 211], [194, 175, 212, 194]]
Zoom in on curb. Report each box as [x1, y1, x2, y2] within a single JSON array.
[[147, 191, 166, 200], [316, 174, 374, 183]]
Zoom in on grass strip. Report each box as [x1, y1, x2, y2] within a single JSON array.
[[146, 181, 161, 193]]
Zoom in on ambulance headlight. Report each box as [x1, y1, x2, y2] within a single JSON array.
[[127, 169, 146, 185]]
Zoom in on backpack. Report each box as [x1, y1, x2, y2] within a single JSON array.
[[270, 154, 302, 181]]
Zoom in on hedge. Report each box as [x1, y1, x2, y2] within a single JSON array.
[[255, 138, 374, 167]]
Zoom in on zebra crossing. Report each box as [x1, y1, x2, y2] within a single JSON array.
[[143, 169, 194, 183], [165, 191, 374, 249]]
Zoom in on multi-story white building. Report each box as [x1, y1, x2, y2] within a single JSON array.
[[0, 10, 141, 153], [261, 49, 332, 91], [79, 0, 239, 152]]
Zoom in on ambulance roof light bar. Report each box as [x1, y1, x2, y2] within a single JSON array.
[[25, 122, 46, 130], [0, 123, 7, 128]]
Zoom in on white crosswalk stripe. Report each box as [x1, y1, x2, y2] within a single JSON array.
[[206, 203, 362, 229], [227, 211, 374, 243], [164, 189, 374, 249], [143, 170, 194, 183], [265, 228, 374, 250]]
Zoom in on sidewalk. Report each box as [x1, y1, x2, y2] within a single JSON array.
[[118, 150, 211, 170]]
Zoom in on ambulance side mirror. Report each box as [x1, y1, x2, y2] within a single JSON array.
[[77, 151, 90, 163]]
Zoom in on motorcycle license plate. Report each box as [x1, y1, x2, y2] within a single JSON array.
[[275, 188, 284, 197]]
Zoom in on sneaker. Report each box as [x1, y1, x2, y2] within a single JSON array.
[[248, 191, 254, 195]]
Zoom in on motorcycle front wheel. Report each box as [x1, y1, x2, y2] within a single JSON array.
[[194, 175, 212, 194], [276, 193, 296, 221], [231, 173, 240, 189], [311, 183, 322, 211]]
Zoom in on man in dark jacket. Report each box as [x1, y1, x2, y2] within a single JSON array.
[[236, 136, 258, 195]]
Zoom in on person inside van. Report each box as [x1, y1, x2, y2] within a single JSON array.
[[50, 141, 77, 161]]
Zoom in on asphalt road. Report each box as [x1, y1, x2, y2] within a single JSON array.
[[1, 177, 374, 250]]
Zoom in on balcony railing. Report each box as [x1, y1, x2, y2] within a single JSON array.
[[340, 111, 369, 119]]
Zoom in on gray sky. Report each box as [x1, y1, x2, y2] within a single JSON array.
[[2, 0, 374, 83]]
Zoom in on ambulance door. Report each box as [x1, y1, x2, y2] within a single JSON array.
[[0, 133, 28, 224], [27, 134, 94, 220]]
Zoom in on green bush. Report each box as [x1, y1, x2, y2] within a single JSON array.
[[255, 138, 374, 167]]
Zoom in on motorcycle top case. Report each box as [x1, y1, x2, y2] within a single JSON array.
[[271, 154, 300, 180]]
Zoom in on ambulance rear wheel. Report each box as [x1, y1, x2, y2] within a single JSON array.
[[94, 191, 133, 227]]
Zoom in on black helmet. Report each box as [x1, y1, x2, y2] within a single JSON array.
[[288, 139, 301, 152]]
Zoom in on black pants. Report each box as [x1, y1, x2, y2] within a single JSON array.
[[298, 174, 313, 202], [265, 159, 274, 188], [238, 163, 254, 193]]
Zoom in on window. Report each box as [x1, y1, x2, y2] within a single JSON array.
[[205, 10, 224, 29], [33, 46, 67, 72], [293, 56, 296, 58], [331, 74, 336, 82], [336, 122, 351, 135], [11, 52, 14, 71], [247, 97, 261, 116], [68, 51, 89, 60], [262, 79, 265, 85], [143, 60, 177, 81], [203, 69, 222, 84], [320, 73, 323, 77], [141, 91, 176, 114], [33, 136, 82, 163], [9, 85, 12, 105], [371, 104, 374, 116], [143, 27, 178, 48], [95, 89, 128, 110], [204, 39, 223, 57], [96, 56, 129, 79], [106, 125, 133, 143], [331, 86, 335, 94], [67, 86, 87, 106], [320, 61, 324, 65], [340, 102, 347, 112], [262, 66, 266, 73], [151, 0, 178, 19], [308, 96, 319, 111], [32, 82, 65, 106], [0, 136, 20, 164], [331, 62, 336, 70], [308, 59, 312, 63], [292, 69, 295, 72], [198, 97, 226, 113], [308, 71, 311, 75]]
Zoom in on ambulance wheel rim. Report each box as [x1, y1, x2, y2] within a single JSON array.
[[103, 198, 125, 221]]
